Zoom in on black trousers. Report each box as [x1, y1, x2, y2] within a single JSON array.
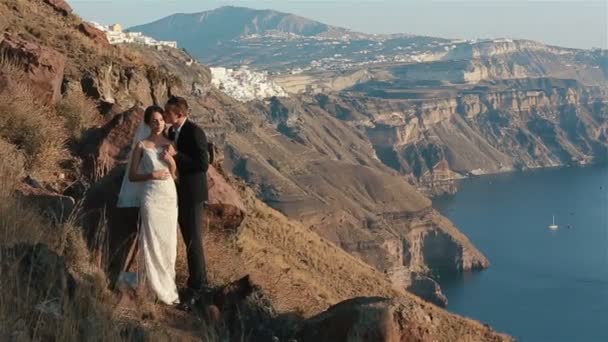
[[178, 200, 208, 290], [107, 207, 139, 289]]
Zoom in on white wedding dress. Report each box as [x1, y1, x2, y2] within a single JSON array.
[[136, 143, 180, 304]]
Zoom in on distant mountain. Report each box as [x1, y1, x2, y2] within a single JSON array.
[[130, 6, 412, 68], [129, 6, 351, 51], [131, 5, 608, 86]]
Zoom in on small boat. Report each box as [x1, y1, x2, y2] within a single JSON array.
[[548, 215, 559, 230]]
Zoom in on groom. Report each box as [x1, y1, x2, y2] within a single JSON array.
[[162, 95, 210, 310]]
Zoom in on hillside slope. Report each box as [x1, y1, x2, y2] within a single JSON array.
[[0, 0, 511, 340]]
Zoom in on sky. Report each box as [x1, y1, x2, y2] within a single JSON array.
[[69, 0, 607, 49]]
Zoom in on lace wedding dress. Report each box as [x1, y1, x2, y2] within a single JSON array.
[[136, 143, 180, 304]]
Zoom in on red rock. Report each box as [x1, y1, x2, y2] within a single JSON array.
[[80, 106, 145, 177], [78, 22, 110, 46], [206, 166, 246, 232], [0, 35, 66, 106], [298, 296, 512, 342], [297, 297, 402, 342], [43, 0, 73, 15]]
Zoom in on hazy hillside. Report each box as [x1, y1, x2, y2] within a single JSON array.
[[129, 5, 355, 65], [131, 6, 608, 92]]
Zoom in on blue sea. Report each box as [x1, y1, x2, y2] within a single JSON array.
[[433, 165, 608, 342]]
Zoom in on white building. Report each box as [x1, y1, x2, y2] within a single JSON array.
[[211, 67, 288, 102], [92, 22, 178, 49]]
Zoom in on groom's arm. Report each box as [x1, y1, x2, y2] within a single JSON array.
[[175, 126, 209, 174]]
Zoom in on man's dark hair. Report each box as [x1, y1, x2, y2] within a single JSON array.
[[166, 95, 189, 114], [144, 105, 164, 124]]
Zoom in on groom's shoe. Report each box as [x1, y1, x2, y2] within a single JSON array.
[[176, 288, 199, 312], [196, 286, 215, 305], [176, 297, 197, 312]]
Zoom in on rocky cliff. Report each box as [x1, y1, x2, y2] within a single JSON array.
[[307, 79, 608, 195], [0, 0, 511, 340], [223, 95, 490, 307], [124, 1, 608, 310]]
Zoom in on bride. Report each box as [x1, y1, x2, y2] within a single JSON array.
[[125, 105, 180, 305]]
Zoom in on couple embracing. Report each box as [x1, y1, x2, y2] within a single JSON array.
[[117, 96, 209, 311]]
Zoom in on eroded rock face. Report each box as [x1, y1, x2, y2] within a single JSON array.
[[43, 0, 73, 15], [0, 35, 66, 105], [325, 82, 608, 183], [78, 22, 110, 46], [226, 96, 491, 305], [78, 64, 185, 110], [406, 272, 448, 308], [403, 210, 489, 275], [80, 106, 144, 177]]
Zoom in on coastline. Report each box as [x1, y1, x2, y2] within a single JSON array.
[[422, 159, 607, 197]]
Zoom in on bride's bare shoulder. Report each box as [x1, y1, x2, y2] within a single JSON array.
[[137, 139, 153, 149]]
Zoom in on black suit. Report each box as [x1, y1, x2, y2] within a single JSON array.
[[170, 119, 209, 290]]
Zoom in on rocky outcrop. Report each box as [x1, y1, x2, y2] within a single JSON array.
[[77, 22, 109, 46], [80, 106, 144, 178], [406, 272, 448, 308], [0, 34, 65, 105], [43, 0, 73, 15], [296, 297, 513, 342], [16, 182, 75, 223], [79, 67, 148, 106], [206, 166, 247, 232], [386, 267, 447, 307]]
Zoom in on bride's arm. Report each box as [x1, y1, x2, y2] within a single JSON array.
[[166, 154, 178, 180], [129, 143, 170, 182], [161, 145, 178, 180]]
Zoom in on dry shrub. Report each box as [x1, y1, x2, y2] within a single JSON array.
[[57, 90, 100, 140], [0, 139, 49, 244], [0, 11, 7, 33], [0, 54, 67, 177], [0, 159, 129, 341], [0, 133, 128, 341], [0, 138, 25, 196]]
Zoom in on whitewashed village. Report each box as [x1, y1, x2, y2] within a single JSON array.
[[93, 22, 288, 102], [91, 22, 178, 48]]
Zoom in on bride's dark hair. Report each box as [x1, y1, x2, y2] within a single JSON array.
[[144, 105, 165, 124]]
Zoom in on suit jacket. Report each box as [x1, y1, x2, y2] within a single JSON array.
[[173, 120, 209, 204]]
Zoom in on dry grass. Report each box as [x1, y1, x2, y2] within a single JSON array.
[[0, 139, 25, 195], [201, 178, 400, 318], [57, 90, 101, 141], [0, 55, 67, 178], [0, 139, 49, 244], [0, 141, 134, 341]]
